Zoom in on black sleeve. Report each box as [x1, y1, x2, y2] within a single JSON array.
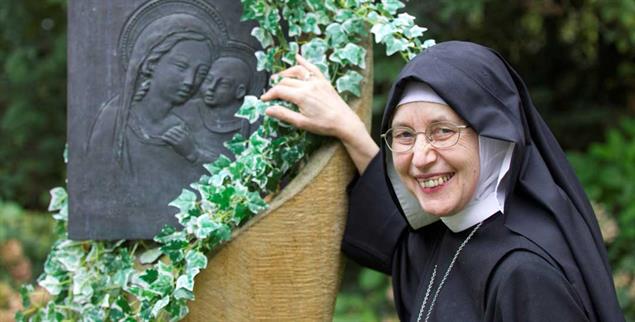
[[341, 151, 408, 275], [485, 250, 590, 322]]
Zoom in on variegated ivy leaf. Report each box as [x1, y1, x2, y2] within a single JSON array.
[[282, 42, 299, 66], [336, 70, 364, 96], [48, 187, 67, 211], [329, 43, 366, 68], [185, 250, 208, 273], [174, 274, 195, 300], [55, 241, 85, 272], [381, 0, 405, 14], [150, 262, 175, 296], [301, 38, 328, 65], [139, 247, 163, 264], [423, 39, 437, 49], [236, 95, 269, 124], [52, 201, 68, 221], [71, 268, 94, 304], [194, 215, 218, 239], [166, 301, 190, 321], [342, 17, 367, 37], [39, 275, 63, 296], [169, 189, 197, 214], [251, 27, 274, 48], [385, 35, 410, 56], [240, 0, 266, 21], [366, 10, 389, 25], [203, 154, 231, 175], [370, 22, 393, 44], [151, 296, 170, 318], [262, 6, 281, 33], [225, 133, 248, 157], [325, 23, 348, 47], [249, 130, 271, 153]]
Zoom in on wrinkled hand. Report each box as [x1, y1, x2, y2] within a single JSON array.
[[262, 55, 364, 141], [161, 125, 198, 162]]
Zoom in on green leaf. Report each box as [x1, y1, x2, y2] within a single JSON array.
[[203, 154, 232, 175], [381, 0, 405, 14], [48, 187, 67, 211], [341, 17, 368, 37], [329, 43, 366, 68], [336, 70, 364, 96], [194, 215, 217, 239], [282, 42, 299, 66], [185, 250, 208, 272], [169, 189, 197, 214], [19, 284, 34, 308], [301, 38, 328, 65], [39, 275, 63, 295], [385, 35, 410, 56], [302, 13, 322, 35], [370, 23, 393, 44], [236, 96, 268, 124], [151, 296, 170, 318], [139, 268, 159, 285], [250, 27, 274, 48], [325, 23, 348, 47], [139, 247, 163, 264]]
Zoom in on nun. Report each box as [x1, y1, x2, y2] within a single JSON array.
[[262, 41, 624, 321]]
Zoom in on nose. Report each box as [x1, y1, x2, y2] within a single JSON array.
[[410, 135, 437, 168], [183, 68, 197, 87], [207, 77, 219, 92]]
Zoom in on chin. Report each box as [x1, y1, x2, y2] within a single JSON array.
[[414, 194, 461, 217]]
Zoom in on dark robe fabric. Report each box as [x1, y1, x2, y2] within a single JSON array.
[[341, 41, 624, 322]]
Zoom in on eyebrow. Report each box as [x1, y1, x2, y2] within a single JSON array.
[[392, 116, 453, 128], [170, 55, 190, 65]]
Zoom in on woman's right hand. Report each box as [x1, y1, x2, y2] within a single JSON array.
[[261, 55, 364, 142], [262, 55, 379, 173]]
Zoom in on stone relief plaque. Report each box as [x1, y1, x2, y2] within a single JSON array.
[[67, 0, 266, 240]]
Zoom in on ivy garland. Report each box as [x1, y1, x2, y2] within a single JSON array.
[[17, 0, 433, 321]]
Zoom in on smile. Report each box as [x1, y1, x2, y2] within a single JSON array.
[[417, 173, 454, 189]]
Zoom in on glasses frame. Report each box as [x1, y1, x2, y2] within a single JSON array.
[[381, 122, 470, 153]]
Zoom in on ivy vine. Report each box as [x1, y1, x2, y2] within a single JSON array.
[[17, 0, 433, 321]]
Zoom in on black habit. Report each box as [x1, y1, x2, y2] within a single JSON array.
[[342, 41, 624, 322]]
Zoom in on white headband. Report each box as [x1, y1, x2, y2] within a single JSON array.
[[397, 81, 448, 107]]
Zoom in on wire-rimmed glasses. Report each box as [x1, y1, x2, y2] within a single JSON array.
[[381, 121, 470, 153]]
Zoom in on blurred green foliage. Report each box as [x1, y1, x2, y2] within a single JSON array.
[[569, 118, 635, 318], [334, 262, 397, 322], [368, 0, 635, 150], [0, 0, 67, 209], [0, 200, 55, 286]]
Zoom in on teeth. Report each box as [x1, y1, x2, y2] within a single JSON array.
[[418, 174, 452, 188]]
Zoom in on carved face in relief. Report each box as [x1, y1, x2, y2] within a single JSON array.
[[148, 39, 212, 106], [202, 57, 250, 107]]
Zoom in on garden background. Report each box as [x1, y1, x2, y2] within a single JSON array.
[[1, 0, 634, 321]]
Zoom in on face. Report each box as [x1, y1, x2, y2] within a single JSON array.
[[202, 61, 240, 107], [391, 102, 479, 217], [151, 40, 211, 105]]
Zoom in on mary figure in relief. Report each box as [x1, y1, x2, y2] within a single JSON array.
[[83, 13, 220, 237]]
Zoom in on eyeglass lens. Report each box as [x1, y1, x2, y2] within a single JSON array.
[[385, 122, 462, 152]]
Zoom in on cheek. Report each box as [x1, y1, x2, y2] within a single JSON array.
[[392, 153, 413, 184]]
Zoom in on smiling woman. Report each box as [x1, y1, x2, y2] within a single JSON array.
[[264, 41, 625, 321], [389, 98, 480, 218]]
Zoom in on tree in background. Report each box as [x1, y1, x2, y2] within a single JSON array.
[[0, 0, 67, 209]]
